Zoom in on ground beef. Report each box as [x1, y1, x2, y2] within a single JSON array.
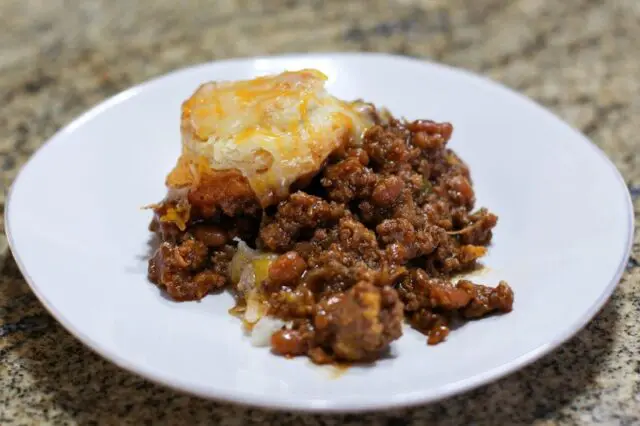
[[321, 157, 377, 203], [376, 218, 438, 262], [457, 280, 514, 318], [399, 270, 471, 312], [259, 192, 345, 252], [407, 308, 450, 345], [148, 239, 227, 301], [310, 281, 404, 363], [301, 245, 362, 294], [148, 116, 514, 363]]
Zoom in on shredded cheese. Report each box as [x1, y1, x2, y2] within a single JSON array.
[[167, 69, 377, 206]]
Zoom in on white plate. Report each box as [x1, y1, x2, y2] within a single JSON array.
[[6, 53, 633, 412]]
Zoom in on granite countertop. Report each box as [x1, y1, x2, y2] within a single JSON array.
[[1, 0, 639, 424]]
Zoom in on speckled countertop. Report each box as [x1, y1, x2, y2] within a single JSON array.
[[1, 0, 639, 424]]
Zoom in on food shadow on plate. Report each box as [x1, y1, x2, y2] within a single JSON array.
[[124, 233, 160, 275], [144, 233, 160, 260], [4, 246, 621, 423]]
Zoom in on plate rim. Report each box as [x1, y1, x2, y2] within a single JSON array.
[[4, 52, 635, 413]]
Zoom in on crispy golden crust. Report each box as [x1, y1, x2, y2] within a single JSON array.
[[187, 168, 260, 217]]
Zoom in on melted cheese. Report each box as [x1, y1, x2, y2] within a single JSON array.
[[166, 69, 376, 206]]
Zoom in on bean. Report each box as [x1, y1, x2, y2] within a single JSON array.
[[192, 225, 228, 247], [268, 251, 307, 286], [372, 176, 404, 207]]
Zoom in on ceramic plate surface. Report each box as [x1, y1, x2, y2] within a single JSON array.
[[6, 53, 633, 412]]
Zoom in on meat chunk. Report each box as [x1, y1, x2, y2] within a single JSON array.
[[407, 308, 450, 345], [321, 157, 377, 203], [401, 273, 513, 344], [457, 280, 514, 318], [268, 285, 316, 318], [153, 239, 208, 272], [303, 246, 360, 294], [336, 216, 381, 266], [312, 281, 404, 362], [456, 208, 498, 246], [363, 124, 419, 172], [376, 218, 438, 263], [148, 239, 226, 301], [260, 192, 345, 252], [398, 269, 471, 312]]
